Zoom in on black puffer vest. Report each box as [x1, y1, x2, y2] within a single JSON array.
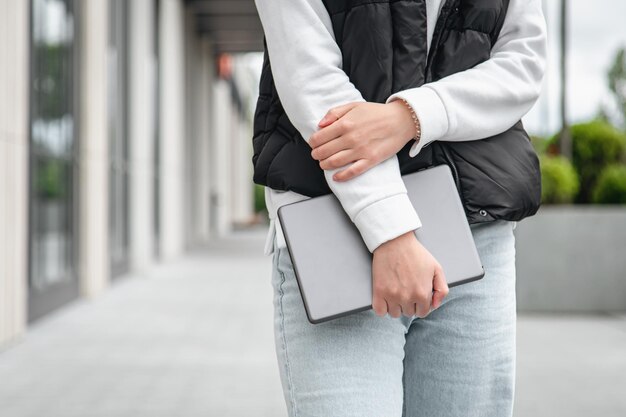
[[252, 0, 541, 224]]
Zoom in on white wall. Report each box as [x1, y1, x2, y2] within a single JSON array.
[[183, 19, 217, 248], [79, 0, 110, 298], [229, 97, 254, 226], [0, 0, 29, 348], [515, 207, 626, 312], [227, 54, 257, 228], [194, 38, 215, 243], [158, 0, 186, 259], [129, 0, 157, 270]]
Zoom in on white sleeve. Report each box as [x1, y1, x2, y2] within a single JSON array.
[[386, 0, 548, 157], [254, 0, 421, 252]]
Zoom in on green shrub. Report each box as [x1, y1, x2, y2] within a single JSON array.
[[548, 120, 626, 202], [539, 155, 580, 204], [254, 183, 267, 213], [592, 164, 626, 204]]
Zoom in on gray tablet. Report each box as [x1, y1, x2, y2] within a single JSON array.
[[277, 164, 484, 324]]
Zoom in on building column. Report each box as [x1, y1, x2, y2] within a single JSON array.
[[229, 91, 254, 226], [0, 0, 29, 348], [79, 0, 110, 297], [210, 78, 234, 237], [183, 11, 214, 248], [183, 9, 200, 248], [129, 0, 156, 270], [230, 54, 257, 227], [194, 38, 215, 243], [159, 0, 186, 259]]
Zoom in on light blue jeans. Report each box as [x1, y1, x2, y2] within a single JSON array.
[[270, 219, 518, 417]]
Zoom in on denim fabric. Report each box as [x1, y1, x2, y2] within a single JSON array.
[[270, 219, 518, 417]]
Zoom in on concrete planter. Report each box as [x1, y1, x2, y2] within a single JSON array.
[[514, 205, 626, 312]]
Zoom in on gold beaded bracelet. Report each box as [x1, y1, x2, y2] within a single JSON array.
[[398, 98, 422, 144]]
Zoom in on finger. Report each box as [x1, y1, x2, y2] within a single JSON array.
[[431, 266, 449, 310], [319, 150, 358, 170], [333, 159, 372, 181], [387, 301, 402, 319], [311, 135, 352, 161], [372, 293, 388, 317], [400, 300, 417, 317], [432, 289, 446, 310], [318, 101, 361, 127], [415, 298, 432, 318], [308, 120, 346, 149]]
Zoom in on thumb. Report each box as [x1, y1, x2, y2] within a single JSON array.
[[318, 101, 361, 127], [431, 266, 449, 310]]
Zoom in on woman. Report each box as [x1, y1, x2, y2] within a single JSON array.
[[252, 0, 547, 415]]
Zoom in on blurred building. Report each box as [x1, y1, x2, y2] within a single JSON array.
[[0, 0, 263, 348]]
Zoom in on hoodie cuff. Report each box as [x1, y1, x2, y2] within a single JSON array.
[[353, 192, 422, 253], [386, 86, 449, 157]]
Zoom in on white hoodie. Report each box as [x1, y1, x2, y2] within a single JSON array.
[[254, 0, 548, 256]]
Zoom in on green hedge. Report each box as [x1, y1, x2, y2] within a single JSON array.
[[540, 155, 579, 204], [592, 164, 626, 204], [548, 120, 626, 203]]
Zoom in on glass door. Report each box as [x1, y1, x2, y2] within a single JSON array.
[[108, 0, 130, 277], [28, 0, 80, 321]]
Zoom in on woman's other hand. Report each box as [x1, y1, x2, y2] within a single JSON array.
[[309, 100, 419, 181], [372, 230, 449, 319]]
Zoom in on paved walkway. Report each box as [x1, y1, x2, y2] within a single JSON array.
[[1, 227, 625, 417]]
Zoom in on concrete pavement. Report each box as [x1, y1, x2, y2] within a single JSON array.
[[0, 227, 624, 417]]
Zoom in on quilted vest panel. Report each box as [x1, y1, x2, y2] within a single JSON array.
[[251, 0, 541, 224]]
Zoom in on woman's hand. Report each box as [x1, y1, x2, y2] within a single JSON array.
[[372, 230, 449, 319], [309, 100, 419, 181]]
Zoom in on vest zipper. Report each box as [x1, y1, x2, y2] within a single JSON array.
[[424, 0, 457, 83], [425, 0, 462, 197]]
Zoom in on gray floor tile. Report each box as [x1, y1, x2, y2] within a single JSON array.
[[0, 228, 624, 417]]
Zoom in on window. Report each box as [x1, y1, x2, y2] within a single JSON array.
[[28, 0, 80, 321]]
